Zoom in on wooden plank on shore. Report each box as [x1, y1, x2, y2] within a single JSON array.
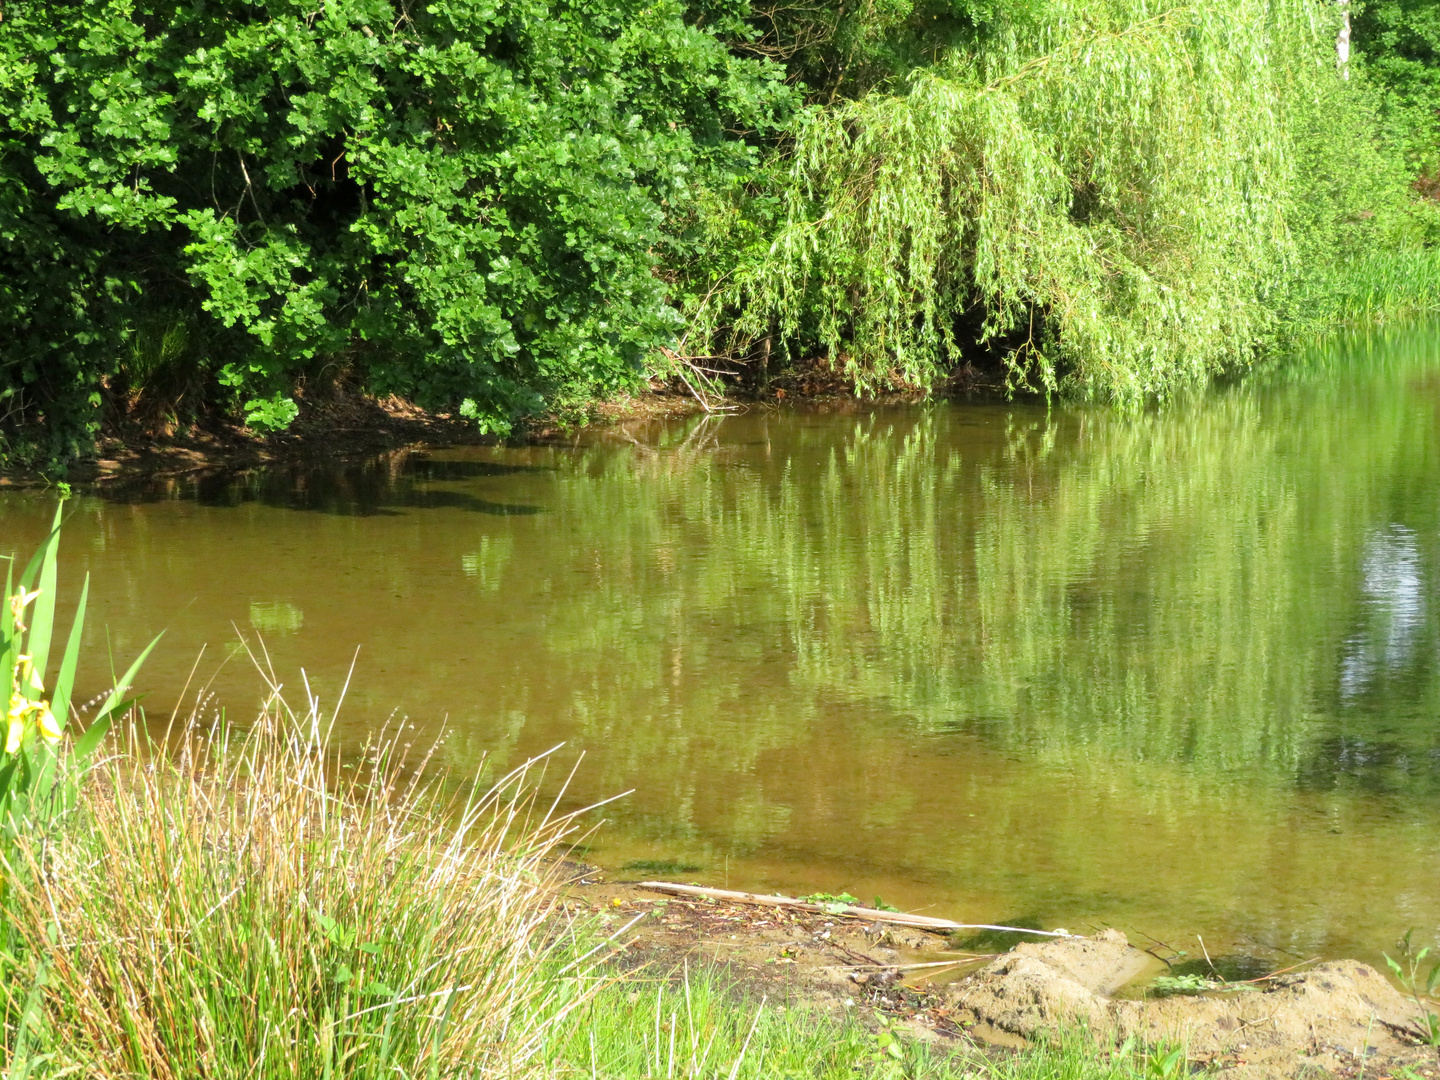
[[636, 882, 1078, 938]]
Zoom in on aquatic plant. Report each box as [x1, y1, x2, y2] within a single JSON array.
[[0, 503, 155, 920]]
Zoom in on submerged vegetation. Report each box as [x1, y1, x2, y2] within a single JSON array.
[[1, 0, 1438, 469]]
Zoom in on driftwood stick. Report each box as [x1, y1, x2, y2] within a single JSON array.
[[821, 957, 1000, 972], [637, 882, 1078, 937]]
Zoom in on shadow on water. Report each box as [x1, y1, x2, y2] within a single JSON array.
[[95, 453, 548, 517], [953, 918, 1056, 951], [1295, 735, 1440, 798], [398, 458, 541, 482]]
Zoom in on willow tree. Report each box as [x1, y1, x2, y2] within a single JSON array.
[[699, 0, 1415, 406]]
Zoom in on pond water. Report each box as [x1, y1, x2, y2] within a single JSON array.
[[5, 325, 1440, 971]]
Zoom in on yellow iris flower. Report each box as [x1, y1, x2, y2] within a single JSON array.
[[4, 687, 62, 752], [36, 703, 60, 744], [6, 693, 29, 753]]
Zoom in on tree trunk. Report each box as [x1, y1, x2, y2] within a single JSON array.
[[1337, 0, 1351, 79]]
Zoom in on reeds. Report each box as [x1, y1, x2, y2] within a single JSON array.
[[1329, 249, 1440, 324], [1, 676, 604, 1079]]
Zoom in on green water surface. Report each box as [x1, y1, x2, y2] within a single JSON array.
[[5, 325, 1440, 970]]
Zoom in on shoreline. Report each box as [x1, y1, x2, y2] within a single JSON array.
[[564, 870, 1440, 1078], [0, 389, 713, 488], [1, 368, 1004, 488]]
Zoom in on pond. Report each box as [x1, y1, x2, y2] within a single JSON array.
[[4, 324, 1440, 972]]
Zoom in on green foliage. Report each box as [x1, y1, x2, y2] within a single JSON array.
[[1149, 974, 1214, 997], [864, 1010, 912, 1078], [1277, 54, 1440, 329], [700, 0, 1436, 407], [1143, 1044, 1186, 1080], [0, 0, 794, 465], [3, 0, 1438, 468], [1384, 930, 1440, 1046], [738, 0, 1022, 102], [0, 502, 156, 939], [1353, 0, 1440, 171], [799, 890, 862, 906]]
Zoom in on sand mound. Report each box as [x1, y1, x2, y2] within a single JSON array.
[[947, 931, 1437, 1078]]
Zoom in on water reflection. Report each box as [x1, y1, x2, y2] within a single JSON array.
[[1338, 525, 1426, 700], [3, 324, 1440, 969], [101, 458, 548, 516]]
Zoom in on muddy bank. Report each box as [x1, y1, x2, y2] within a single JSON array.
[[0, 386, 706, 486], [563, 874, 1440, 1079], [4, 374, 976, 486], [951, 930, 1438, 1078]]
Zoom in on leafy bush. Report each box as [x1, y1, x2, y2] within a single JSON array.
[[0, 0, 793, 463], [1353, 0, 1440, 172]]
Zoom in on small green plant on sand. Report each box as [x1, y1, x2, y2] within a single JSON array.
[[799, 890, 902, 914], [1384, 930, 1440, 1046], [800, 890, 863, 914], [1145, 1044, 1187, 1080], [865, 1010, 914, 1078]]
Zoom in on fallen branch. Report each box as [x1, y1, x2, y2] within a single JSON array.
[[820, 957, 999, 972], [637, 882, 1079, 937], [1238, 958, 1321, 984]]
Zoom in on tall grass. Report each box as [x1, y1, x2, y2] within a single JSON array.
[[1, 673, 608, 1078], [1328, 249, 1440, 324]]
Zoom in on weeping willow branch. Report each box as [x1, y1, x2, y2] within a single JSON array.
[[696, 0, 1370, 407]]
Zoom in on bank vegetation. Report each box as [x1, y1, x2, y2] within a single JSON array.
[[1, 0, 1438, 471]]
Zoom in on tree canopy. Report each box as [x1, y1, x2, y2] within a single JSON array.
[[0, 0, 1436, 469]]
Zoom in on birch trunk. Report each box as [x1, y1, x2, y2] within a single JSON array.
[[1337, 0, 1351, 78]]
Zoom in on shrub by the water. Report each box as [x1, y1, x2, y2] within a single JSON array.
[[692, 0, 1440, 407], [2, 0, 1438, 468], [0, 0, 793, 463]]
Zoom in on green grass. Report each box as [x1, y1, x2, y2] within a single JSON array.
[[537, 964, 1161, 1078], [0, 676, 607, 1078], [1329, 249, 1440, 324]]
